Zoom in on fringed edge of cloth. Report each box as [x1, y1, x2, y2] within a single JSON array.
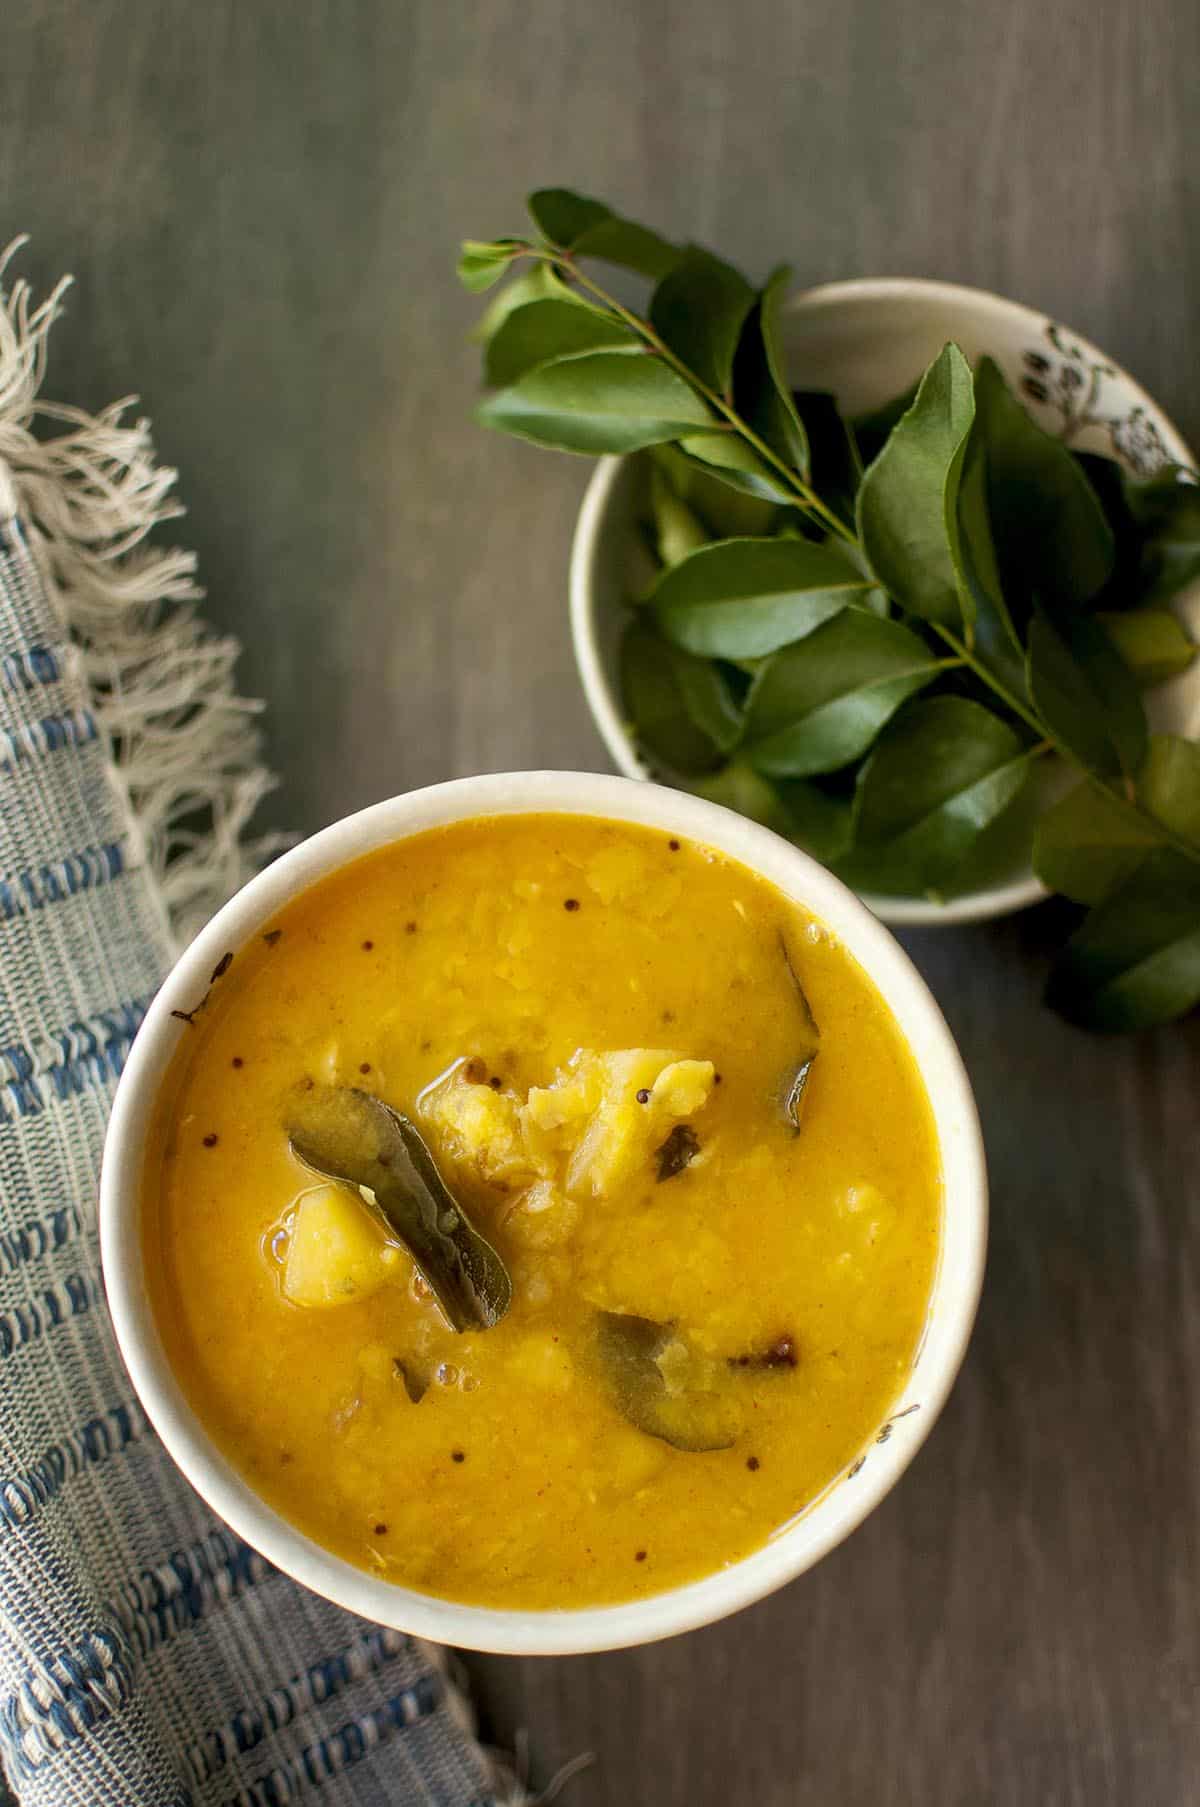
[[0, 234, 287, 949]]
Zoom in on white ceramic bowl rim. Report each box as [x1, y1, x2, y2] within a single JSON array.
[[101, 771, 987, 1655], [569, 275, 1198, 929]]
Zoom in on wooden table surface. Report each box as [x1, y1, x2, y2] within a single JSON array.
[[4, 4, 1199, 1802]]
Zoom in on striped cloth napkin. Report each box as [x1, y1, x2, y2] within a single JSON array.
[[0, 250, 505, 1805]]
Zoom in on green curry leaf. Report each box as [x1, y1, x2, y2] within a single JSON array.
[[649, 443, 778, 538], [732, 266, 809, 477], [1028, 610, 1147, 779], [1121, 466, 1200, 607], [1141, 734, 1200, 846], [1034, 735, 1200, 907], [791, 389, 863, 517], [649, 465, 710, 567], [744, 612, 940, 777], [457, 238, 527, 293], [652, 536, 875, 658], [1097, 609, 1196, 686], [856, 343, 976, 629], [477, 350, 713, 454], [527, 189, 681, 279], [621, 619, 739, 773], [287, 1087, 512, 1333], [1033, 778, 1161, 906], [595, 1312, 740, 1452], [848, 696, 1032, 894], [469, 261, 565, 343], [692, 762, 852, 862], [650, 247, 756, 395], [484, 298, 636, 386], [1046, 849, 1200, 1031], [675, 431, 797, 505], [972, 355, 1115, 614]]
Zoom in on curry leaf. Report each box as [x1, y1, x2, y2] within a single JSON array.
[[953, 413, 1027, 690], [620, 620, 737, 773], [477, 350, 713, 454], [652, 537, 875, 658], [857, 343, 975, 629], [851, 380, 919, 466], [1033, 779, 1162, 906], [457, 238, 527, 292], [1141, 734, 1200, 846], [595, 1312, 739, 1451], [779, 933, 821, 1131], [1142, 491, 1200, 610], [484, 298, 635, 386], [732, 267, 809, 477], [792, 389, 862, 513], [1028, 610, 1147, 778], [527, 189, 610, 242], [527, 189, 681, 279], [849, 697, 1032, 893], [650, 444, 778, 538], [656, 1124, 701, 1180], [972, 356, 1114, 613], [1046, 849, 1200, 1031], [744, 612, 940, 777], [1034, 736, 1200, 908], [692, 761, 852, 862], [650, 247, 756, 395], [470, 261, 565, 343], [287, 1088, 512, 1332], [676, 431, 796, 505], [1120, 466, 1200, 606], [649, 465, 709, 567], [1098, 608, 1195, 686]]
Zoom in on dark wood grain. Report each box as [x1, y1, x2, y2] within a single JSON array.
[[3, 2, 1199, 1801]]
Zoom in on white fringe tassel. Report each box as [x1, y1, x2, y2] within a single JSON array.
[[0, 237, 289, 949]]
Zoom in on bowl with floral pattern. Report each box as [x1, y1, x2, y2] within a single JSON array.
[[570, 278, 1200, 927]]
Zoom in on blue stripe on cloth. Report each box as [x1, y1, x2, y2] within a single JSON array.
[[0, 1203, 84, 1275], [108, 1530, 271, 1664], [0, 1398, 149, 1532], [185, 1630, 417, 1787], [0, 708, 97, 772], [0, 838, 127, 922], [223, 1682, 455, 1807], [1, 646, 64, 692], [0, 1271, 103, 1358], [0, 1619, 138, 1779], [0, 994, 150, 1122]]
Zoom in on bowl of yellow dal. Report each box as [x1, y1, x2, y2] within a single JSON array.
[[101, 770, 987, 1654]]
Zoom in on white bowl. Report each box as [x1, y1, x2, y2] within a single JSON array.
[[101, 770, 987, 1654], [570, 277, 1200, 927]]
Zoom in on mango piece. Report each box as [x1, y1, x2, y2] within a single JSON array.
[[283, 1184, 392, 1308]]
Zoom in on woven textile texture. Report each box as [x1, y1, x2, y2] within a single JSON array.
[[0, 506, 498, 1804]]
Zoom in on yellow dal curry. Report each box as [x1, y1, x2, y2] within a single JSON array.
[[143, 814, 940, 1608]]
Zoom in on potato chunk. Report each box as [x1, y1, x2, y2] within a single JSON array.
[[417, 1063, 539, 1186], [283, 1184, 394, 1308], [524, 1050, 715, 1198]]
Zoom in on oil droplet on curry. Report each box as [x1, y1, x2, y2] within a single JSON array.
[[143, 815, 940, 1608]]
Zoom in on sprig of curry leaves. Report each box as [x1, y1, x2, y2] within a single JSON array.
[[459, 191, 1200, 1032]]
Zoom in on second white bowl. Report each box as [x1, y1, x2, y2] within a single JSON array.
[[570, 277, 1200, 927]]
